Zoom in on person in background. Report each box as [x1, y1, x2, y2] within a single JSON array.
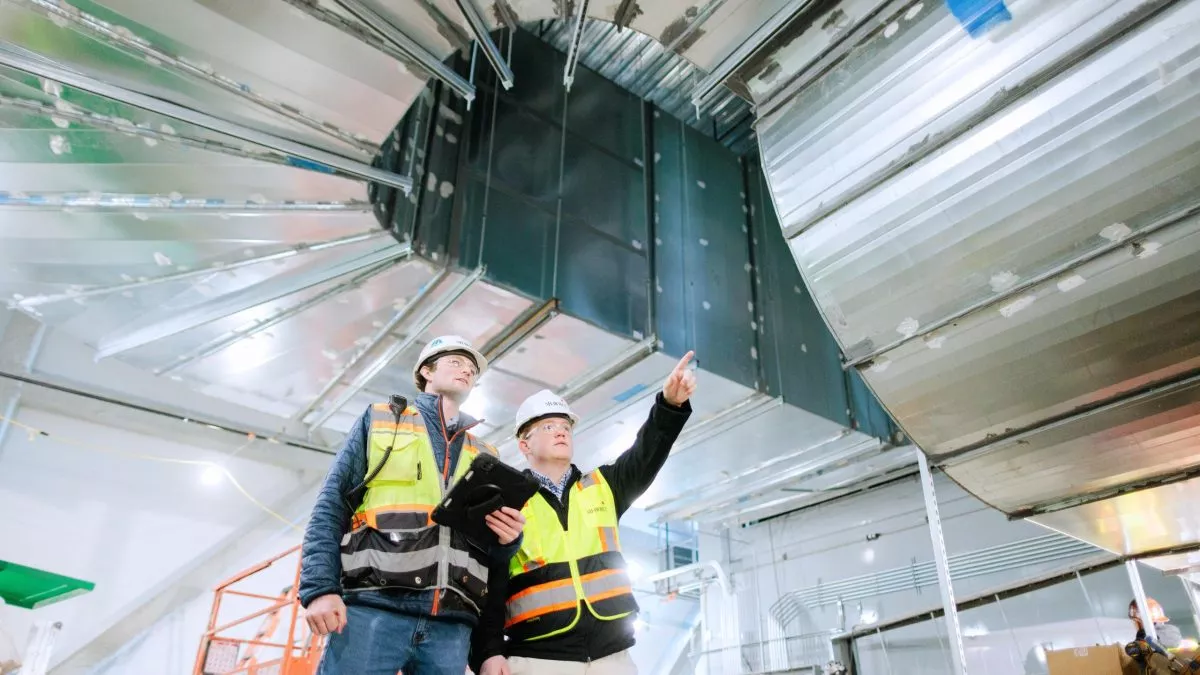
[[299, 335, 527, 675], [471, 351, 697, 675], [1131, 597, 1183, 648]]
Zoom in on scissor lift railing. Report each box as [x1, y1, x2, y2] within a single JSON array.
[[193, 545, 323, 675]]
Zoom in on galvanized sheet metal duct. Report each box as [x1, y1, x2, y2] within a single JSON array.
[[756, 0, 1200, 560]]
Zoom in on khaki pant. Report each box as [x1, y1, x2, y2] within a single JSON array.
[[509, 650, 638, 675]]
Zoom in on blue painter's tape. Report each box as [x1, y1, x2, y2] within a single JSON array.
[[612, 383, 648, 403], [945, 0, 1011, 38], [285, 155, 336, 174]]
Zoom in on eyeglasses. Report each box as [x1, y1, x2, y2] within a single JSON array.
[[438, 355, 478, 377], [525, 421, 573, 438]]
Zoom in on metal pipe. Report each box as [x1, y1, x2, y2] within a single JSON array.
[[847, 198, 1200, 369], [0, 191, 372, 214], [917, 452, 967, 674], [295, 269, 451, 423], [14, 230, 385, 309], [0, 44, 413, 192], [12, 0, 376, 154], [155, 260, 397, 376], [562, 0, 590, 91], [332, 0, 475, 103], [95, 243, 412, 359], [454, 0, 515, 89], [305, 267, 484, 430], [1128, 560, 1159, 642]]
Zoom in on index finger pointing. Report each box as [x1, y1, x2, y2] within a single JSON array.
[[673, 351, 695, 374]]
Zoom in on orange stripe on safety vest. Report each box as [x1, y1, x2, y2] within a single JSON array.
[[369, 420, 422, 434], [352, 504, 433, 529], [505, 598, 580, 628]]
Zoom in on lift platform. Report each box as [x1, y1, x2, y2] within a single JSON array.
[[193, 545, 323, 675]]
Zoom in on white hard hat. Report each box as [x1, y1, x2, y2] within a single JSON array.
[[413, 335, 488, 391], [514, 389, 580, 437]]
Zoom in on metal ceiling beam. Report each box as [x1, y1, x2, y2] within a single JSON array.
[[154, 260, 399, 377], [562, 0, 590, 91], [480, 298, 559, 363], [47, 476, 322, 675], [556, 334, 658, 403], [330, 0, 476, 103], [690, 0, 815, 113], [0, 44, 413, 192], [491, 0, 519, 32], [645, 433, 883, 517], [305, 267, 484, 430], [13, 230, 385, 310], [13, 0, 377, 155], [0, 191, 372, 214], [454, 0, 515, 89], [294, 268, 451, 423], [668, 393, 781, 456], [0, 369, 333, 459], [0, 92, 300, 169], [94, 243, 412, 360]]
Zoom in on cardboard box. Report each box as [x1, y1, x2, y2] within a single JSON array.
[[1046, 644, 1140, 675]]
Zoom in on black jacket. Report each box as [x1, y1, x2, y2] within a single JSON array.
[[469, 392, 692, 669]]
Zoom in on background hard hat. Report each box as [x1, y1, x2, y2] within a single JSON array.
[[514, 389, 579, 437], [1129, 597, 1169, 624], [412, 335, 488, 391]]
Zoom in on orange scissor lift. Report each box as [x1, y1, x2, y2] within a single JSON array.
[[193, 545, 325, 675]]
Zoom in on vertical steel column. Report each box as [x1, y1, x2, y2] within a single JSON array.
[[1127, 560, 1159, 642], [1181, 577, 1200, 639], [917, 452, 967, 674]]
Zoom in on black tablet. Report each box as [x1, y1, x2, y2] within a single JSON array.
[[431, 453, 540, 546]]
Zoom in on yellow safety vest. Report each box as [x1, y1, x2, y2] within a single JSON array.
[[339, 402, 498, 615], [505, 469, 638, 642]]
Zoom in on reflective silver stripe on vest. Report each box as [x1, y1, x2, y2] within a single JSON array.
[[578, 471, 599, 489], [599, 527, 618, 551], [582, 568, 631, 598], [342, 539, 489, 578], [506, 580, 579, 625]]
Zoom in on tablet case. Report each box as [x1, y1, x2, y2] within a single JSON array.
[[431, 452, 540, 546]]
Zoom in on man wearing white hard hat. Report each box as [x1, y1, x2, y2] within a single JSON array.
[[299, 335, 527, 675], [470, 351, 697, 675]]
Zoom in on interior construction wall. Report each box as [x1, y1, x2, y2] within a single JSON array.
[[697, 474, 1199, 674], [0, 403, 310, 673]]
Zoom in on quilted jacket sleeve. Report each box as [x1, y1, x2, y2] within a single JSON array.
[[298, 407, 370, 608]]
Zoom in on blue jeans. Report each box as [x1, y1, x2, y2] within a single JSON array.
[[317, 604, 472, 675]]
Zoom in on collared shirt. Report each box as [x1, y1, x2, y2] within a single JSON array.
[[531, 469, 573, 502]]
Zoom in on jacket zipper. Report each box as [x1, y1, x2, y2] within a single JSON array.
[[431, 394, 483, 616]]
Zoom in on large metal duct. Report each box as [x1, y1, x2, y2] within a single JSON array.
[[752, 0, 1200, 568]]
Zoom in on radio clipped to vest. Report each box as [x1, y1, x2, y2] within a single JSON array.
[[344, 394, 407, 512]]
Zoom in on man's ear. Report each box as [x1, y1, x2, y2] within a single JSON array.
[[517, 437, 532, 458]]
